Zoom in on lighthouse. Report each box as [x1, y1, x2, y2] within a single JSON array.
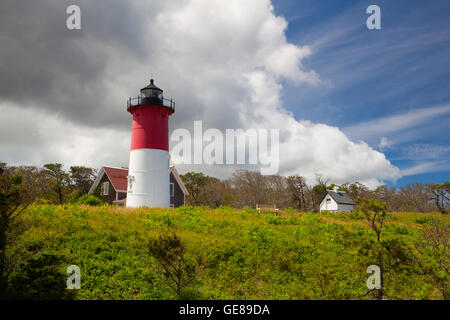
[[126, 79, 175, 208]]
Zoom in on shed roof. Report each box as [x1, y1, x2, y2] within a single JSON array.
[[322, 190, 355, 205]]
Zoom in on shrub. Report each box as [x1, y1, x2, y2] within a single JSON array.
[[30, 204, 58, 217], [33, 198, 53, 205], [77, 194, 103, 206], [265, 215, 300, 225], [241, 206, 259, 214], [176, 206, 196, 215], [6, 249, 73, 300], [67, 190, 86, 204], [178, 287, 205, 300], [301, 213, 323, 225], [265, 215, 286, 225], [414, 216, 431, 224], [385, 224, 410, 235], [161, 212, 175, 228], [282, 207, 297, 215], [349, 207, 365, 220], [7, 204, 448, 300]]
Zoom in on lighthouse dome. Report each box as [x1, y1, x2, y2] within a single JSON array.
[[140, 79, 163, 100], [127, 78, 175, 113]]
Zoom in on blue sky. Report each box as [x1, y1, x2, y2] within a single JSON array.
[[271, 0, 450, 186]]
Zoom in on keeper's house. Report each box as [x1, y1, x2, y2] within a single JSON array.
[[88, 166, 188, 207], [319, 189, 355, 213]]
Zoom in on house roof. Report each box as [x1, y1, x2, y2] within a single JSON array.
[[170, 166, 189, 196], [321, 190, 355, 205], [104, 167, 129, 192], [88, 165, 189, 196], [88, 166, 128, 194]]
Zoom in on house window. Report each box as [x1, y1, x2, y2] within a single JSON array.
[[127, 175, 135, 193], [101, 182, 109, 196], [170, 183, 174, 197]]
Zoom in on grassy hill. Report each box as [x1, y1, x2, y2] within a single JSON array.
[[9, 204, 449, 300]]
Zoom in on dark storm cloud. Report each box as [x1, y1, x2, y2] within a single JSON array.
[[0, 0, 401, 186], [0, 0, 151, 129]]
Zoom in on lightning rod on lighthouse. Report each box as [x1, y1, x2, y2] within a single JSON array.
[[126, 79, 175, 208]]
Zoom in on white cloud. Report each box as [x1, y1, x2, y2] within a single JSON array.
[[397, 144, 450, 160], [400, 161, 450, 177], [0, 0, 401, 187], [344, 104, 450, 143], [379, 137, 394, 150], [0, 103, 130, 169]]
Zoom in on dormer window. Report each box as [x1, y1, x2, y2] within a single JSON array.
[[101, 182, 109, 195]]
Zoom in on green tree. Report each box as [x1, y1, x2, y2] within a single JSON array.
[[312, 185, 326, 212], [0, 163, 39, 296], [415, 219, 449, 299], [201, 178, 235, 208], [179, 170, 243, 208], [373, 185, 396, 211], [149, 233, 202, 297], [69, 166, 97, 194], [43, 163, 70, 204], [358, 198, 389, 300], [181, 172, 211, 205], [287, 175, 309, 211], [340, 182, 370, 201], [427, 183, 449, 214]]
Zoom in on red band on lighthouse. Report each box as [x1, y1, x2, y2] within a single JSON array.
[[130, 106, 170, 151]]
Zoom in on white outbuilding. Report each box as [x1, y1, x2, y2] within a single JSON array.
[[319, 188, 355, 213]]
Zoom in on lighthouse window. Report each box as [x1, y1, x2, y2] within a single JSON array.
[[127, 175, 135, 193], [141, 88, 163, 98], [101, 182, 109, 196], [141, 89, 151, 98]]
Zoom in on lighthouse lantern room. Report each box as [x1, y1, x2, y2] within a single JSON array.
[[126, 79, 175, 208]]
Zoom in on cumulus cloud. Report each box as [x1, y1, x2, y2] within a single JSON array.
[[236, 71, 400, 186], [0, 102, 130, 169], [0, 0, 400, 187]]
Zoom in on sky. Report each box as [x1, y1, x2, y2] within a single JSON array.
[[0, 0, 449, 188]]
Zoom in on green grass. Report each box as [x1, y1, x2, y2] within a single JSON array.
[[11, 204, 449, 300]]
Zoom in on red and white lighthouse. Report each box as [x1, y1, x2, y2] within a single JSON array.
[[126, 79, 175, 208]]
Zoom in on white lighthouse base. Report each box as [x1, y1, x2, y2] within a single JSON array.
[[126, 149, 170, 208]]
